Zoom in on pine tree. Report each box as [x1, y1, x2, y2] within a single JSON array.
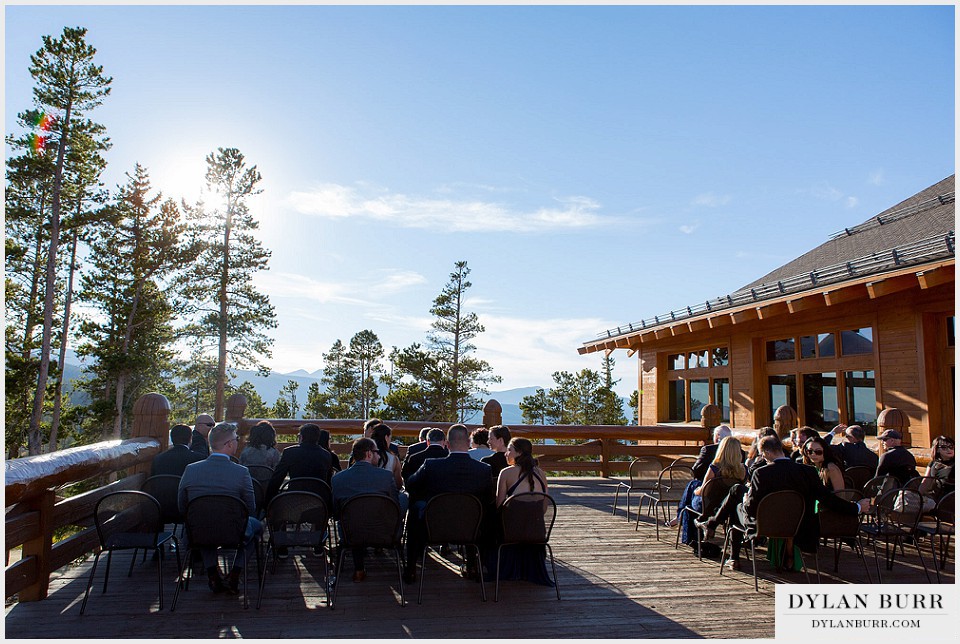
[[278, 379, 301, 419], [348, 329, 384, 418], [303, 382, 328, 419], [382, 343, 446, 421], [318, 340, 357, 418], [179, 147, 276, 421]]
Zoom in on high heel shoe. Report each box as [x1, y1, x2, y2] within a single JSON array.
[[665, 518, 679, 528]]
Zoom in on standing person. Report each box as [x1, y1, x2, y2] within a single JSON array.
[[151, 424, 204, 476], [481, 425, 511, 480], [835, 424, 879, 471], [266, 423, 335, 500], [371, 423, 403, 489], [876, 429, 920, 486], [240, 421, 281, 469], [178, 423, 262, 594], [468, 428, 495, 461], [332, 438, 406, 582], [191, 413, 215, 457]]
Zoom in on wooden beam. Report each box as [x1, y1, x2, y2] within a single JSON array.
[[639, 331, 656, 343], [604, 348, 614, 356], [626, 348, 638, 358], [708, 314, 733, 328], [730, 308, 757, 325], [866, 273, 919, 299], [917, 264, 954, 290], [824, 283, 865, 306], [670, 323, 689, 336], [654, 327, 673, 340], [756, 301, 789, 320], [687, 318, 710, 332], [615, 337, 632, 349], [786, 293, 825, 314]]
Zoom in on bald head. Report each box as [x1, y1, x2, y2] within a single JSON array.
[[195, 414, 215, 437]]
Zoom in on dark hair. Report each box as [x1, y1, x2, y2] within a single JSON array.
[[471, 428, 490, 447], [317, 428, 331, 450], [427, 428, 445, 443], [351, 437, 377, 463], [509, 437, 537, 491], [418, 427, 430, 441], [248, 421, 277, 449], [371, 424, 392, 468], [748, 427, 778, 460], [489, 425, 511, 444], [797, 426, 819, 442], [802, 435, 841, 470], [758, 434, 784, 456], [364, 418, 383, 435], [299, 423, 320, 445], [170, 424, 192, 446], [932, 435, 955, 463]]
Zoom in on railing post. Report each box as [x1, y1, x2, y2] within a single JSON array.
[[226, 394, 249, 452], [483, 399, 502, 428], [877, 407, 910, 447], [18, 488, 55, 601], [599, 438, 611, 478], [130, 393, 170, 477]]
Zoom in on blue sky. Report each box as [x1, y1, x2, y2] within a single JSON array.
[[4, 4, 955, 397]]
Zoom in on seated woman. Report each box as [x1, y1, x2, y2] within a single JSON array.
[[801, 435, 845, 492], [240, 421, 281, 470], [675, 436, 747, 548], [491, 438, 553, 586], [371, 424, 404, 489], [921, 435, 955, 500]]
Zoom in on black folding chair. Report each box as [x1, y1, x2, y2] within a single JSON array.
[[258, 491, 330, 608], [80, 491, 179, 615], [245, 464, 275, 487], [674, 476, 740, 561], [141, 474, 185, 537], [495, 492, 560, 602], [859, 488, 932, 583], [813, 488, 871, 583], [418, 493, 486, 604], [637, 464, 695, 540], [612, 457, 660, 521], [916, 491, 954, 583], [842, 466, 874, 492]]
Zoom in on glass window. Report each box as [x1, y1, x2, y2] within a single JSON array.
[[668, 354, 685, 370], [818, 332, 836, 357], [803, 372, 839, 431], [769, 375, 797, 425], [689, 380, 709, 420], [840, 328, 873, 356], [698, 350, 710, 368], [800, 335, 817, 359], [712, 347, 729, 366], [668, 380, 686, 421], [766, 338, 795, 361], [844, 370, 877, 436], [713, 378, 730, 422]]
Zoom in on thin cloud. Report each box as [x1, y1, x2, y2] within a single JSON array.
[[254, 269, 426, 306], [286, 183, 617, 232], [845, 196, 859, 208], [679, 223, 699, 235], [692, 193, 731, 208]]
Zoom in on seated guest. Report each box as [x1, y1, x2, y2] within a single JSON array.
[[151, 424, 204, 476], [266, 423, 335, 501], [745, 427, 779, 476], [921, 435, 954, 499], [469, 428, 495, 461], [403, 425, 494, 583], [698, 435, 869, 570], [405, 428, 431, 460], [178, 423, 262, 594], [496, 438, 547, 505], [481, 425, 511, 480], [876, 429, 919, 486], [191, 413, 215, 457], [801, 435, 845, 492], [371, 423, 403, 489], [318, 429, 342, 472], [401, 427, 448, 484], [692, 425, 737, 481], [240, 421, 281, 470], [835, 424, 879, 471], [789, 426, 819, 462], [674, 436, 747, 547], [332, 438, 407, 582]]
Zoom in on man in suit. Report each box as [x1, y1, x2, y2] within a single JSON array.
[[403, 425, 494, 583], [404, 428, 432, 461], [266, 423, 335, 502], [190, 413, 215, 457], [691, 425, 734, 481], [835, 424, 879, 470], [151, 424, 204, 476], [481, 425, 511, 480], [401, 427, 449, 484], [699, 435, 869, 570], [178, 423, 262, 594], [331, 438, 407, 582], [876, 429, 919, 485]]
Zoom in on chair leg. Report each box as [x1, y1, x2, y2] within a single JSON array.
[[813, 548, 822, 584], [929, 535, 941, 583], [155, 546, 165, 611], [257, 541, 271, 610], [102, 550, 113, 594], [750, 540, 759, 592], [494, 544, 503, 602], [870, 536, 884, 583], [331, 547, 347, 609], [473, 544, 487, 602], [546, 544, 560, 600], [911, 539, 932, 584], [79, 551, 102, 615], [417, 546, 429, 604], [613, 487, 621, 517], [395, 546, 405, 607], [170, 547, 191, 612]]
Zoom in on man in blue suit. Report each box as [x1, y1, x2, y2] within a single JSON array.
[[178, 423, 262, 594], [403, 424, 494, 583]]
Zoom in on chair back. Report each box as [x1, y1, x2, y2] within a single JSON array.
[[141, 475, 183, 525], [245, 465, 275, 486], [819, 489, 863, 538], [252, 479, 266, 517], [656, 464, 695, 495], [94, 491, 164, 547], [628, 457, 662, 485], [753, 489, 805, 539], [862, 474, 898, 499], [875, 488, 925, 530], [501, 492, 556, 545], [933, 490, 955, 525], [903, 476, 944, 501], [670, 455, 697, 468], [265, 491, 328, 534], [833, 488, 865, 503], [842, 466, 874, 491], [184, 495, 249, 548], [281, 477, 333, 507], [424, 493, 484, 544], [339, 494, 402, 548], [699, 476, 741, 518]]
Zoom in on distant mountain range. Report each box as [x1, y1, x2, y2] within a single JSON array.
[[57, 352, 626, 425]]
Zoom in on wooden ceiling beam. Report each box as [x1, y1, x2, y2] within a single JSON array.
[[917, 264, 954, 290], [824, 283, 866, 306], [639, 331, 657, 343], [730, 308, 758, 324], [708, 314, 733, 328], [654, 327, 673, 340], [687, 318, 710, 332], [786, 293, 826, 314], [670, 323, 689, 336], [756, 301, 789, 320], [866, 273, 919, 299], [615, 337, 631, 349]]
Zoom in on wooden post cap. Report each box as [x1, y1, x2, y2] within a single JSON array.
[[773, 405, 798, 438], [225, 394, 248, 422], [482, 399, 503, 428], [132, 393, 170, 416], [699, 404, 722, 430]]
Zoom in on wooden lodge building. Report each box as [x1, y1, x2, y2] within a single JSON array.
[[580, 175, 955, 448]]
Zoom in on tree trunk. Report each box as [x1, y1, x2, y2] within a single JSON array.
[[22, 213, 47, 359], [215, 205, 232, 421], [27, 98, 72, 456], [48, 226, 79, 452], [111, 280, 143, 440]]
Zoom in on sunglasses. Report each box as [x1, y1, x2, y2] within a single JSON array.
[[805, 449, 824, 455]]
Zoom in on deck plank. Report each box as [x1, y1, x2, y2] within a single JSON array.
[[4, 477, 951, 639]]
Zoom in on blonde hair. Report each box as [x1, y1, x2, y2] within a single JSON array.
[[712, 436, 746, 481]]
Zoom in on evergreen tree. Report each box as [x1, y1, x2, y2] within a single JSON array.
[[271, 396, 291, 419], [628, 390, 640, 425], [278, 379, 301, 419], [166, 350, 219, 422], [348, 329, 384, 418], [519, 387, 551, 425], [381, 343, 446, 421], [24, 27, 112, 455], [303, 382, 328, 419], [179, 147, 276, 421], [317, 339, 357, 418]]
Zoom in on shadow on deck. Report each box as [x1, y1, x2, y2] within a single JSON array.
[[4, 477, 951, 639]]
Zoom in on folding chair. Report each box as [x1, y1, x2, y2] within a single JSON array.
[[495, 492, 560, 602], [258, 491, 330, 608], [417, 493, 486, 604], [858, 488, 932, 583], [915, 491, 954, 583], [812, 488, 871, 582], [612, 457, 661, 521], [637, 464, 695, 540]]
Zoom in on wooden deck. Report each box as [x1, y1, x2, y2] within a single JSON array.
[[5, 477, 951, 639]]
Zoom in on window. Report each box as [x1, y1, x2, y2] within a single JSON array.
[[689, 380, 710, 420], [769, 375, 797, 425], [668, 380, 686, 421], [840, 328, 873, 356], [664, 345, 730, 422], [766, 338, 795, 361], [818, 333, 836, 357], [713, 378, 730, 422], [802, 372, 839, 431], [844, 370, 877, 435], [668, 354, 686, 370], [800, 335, 817, 359], [712, 347, 729, 366]]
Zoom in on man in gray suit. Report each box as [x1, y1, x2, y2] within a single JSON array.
[[178, 423, 262, 594], [331, 438, 407, 582]]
